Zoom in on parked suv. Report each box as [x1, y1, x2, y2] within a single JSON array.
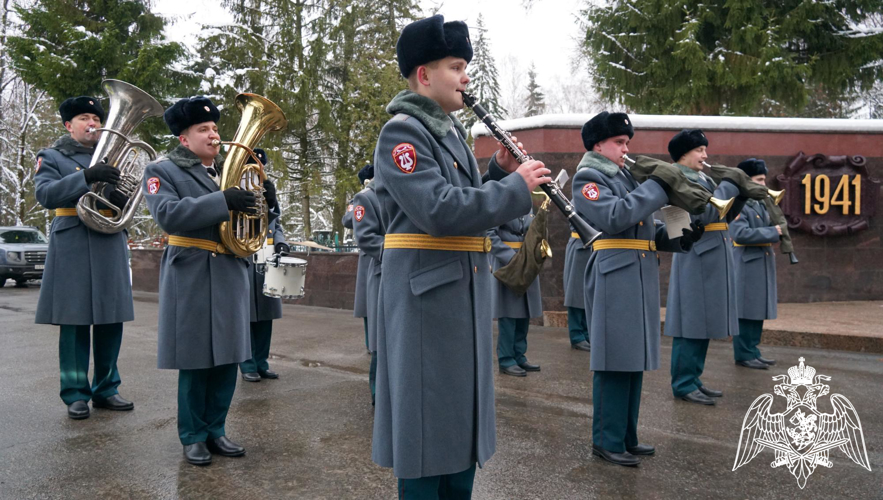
[[0, 226, 49, 286]]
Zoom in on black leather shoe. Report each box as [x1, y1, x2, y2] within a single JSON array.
[[206, 436, 246, 457], [92, 394, 134, 411], [592, 445, 640, 466], [736, 359, 769, 370], [757, 356, 776, 366], [626, 443, 655, 456], [67, 400, 90, 420], [500, 365, 527, 377], [680, 389, 716, 405], [241, 372, 261, 382], [258, 369, 279, 379], [183, 442, 212, 465], [698, 386, 723, 398], [571, 340, 591, 352], [517, 361, 541, 372]]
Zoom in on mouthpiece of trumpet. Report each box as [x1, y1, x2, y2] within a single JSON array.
[[211, 139, 221, 146], [709, 196, 735, 220]]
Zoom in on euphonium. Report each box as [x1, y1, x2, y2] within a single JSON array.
[[76, 80, 164, 233], [218, 93, 288, 258]]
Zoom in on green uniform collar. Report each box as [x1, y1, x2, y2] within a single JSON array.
[[386, 90, 468, 141], [674, 162, 702, 183], [577, 151, 620, 178], [167, 144, 224, 170], [52, 135, 95, 156]]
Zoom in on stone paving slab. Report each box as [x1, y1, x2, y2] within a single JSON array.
[[0, 284, 880, 499]]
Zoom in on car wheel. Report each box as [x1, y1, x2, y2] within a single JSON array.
[[14, 279, 27, 288]]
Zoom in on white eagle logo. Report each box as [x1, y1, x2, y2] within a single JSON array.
[[733, 357, 871, 489]]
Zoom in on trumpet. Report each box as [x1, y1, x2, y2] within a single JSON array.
[[623, 155, 734, 219], [700, 161, 783, 202]]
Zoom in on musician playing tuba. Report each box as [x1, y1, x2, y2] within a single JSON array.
[[143, 96, 277, 466], [664, 129, 746, 407], [35, 96, 136, 421]]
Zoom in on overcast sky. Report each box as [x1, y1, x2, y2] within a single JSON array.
[[152, 0, 588, 91]]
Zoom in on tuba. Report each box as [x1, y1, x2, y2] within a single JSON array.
[[217, 93, 288, 258], [76, 80, 164, 233]]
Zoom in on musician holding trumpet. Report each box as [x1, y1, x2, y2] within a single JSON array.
[[143, 96, 274, 466], [572, 112, 701, 467], [664, 130, 745, 406], [35, 96, 135, 420]]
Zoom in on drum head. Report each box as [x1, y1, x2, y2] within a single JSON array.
[[275, 256, 307, 266]]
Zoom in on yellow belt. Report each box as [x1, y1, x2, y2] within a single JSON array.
[[503, 241, 523, 249], [384, 234, 492, 253], [733, 242, 771, 247], [267, 238, 274, 245], [571, 232, 580, 239], [705, 223, 729, 231], [54, 208, 113, 217], [593, 239, 656, 252], [168, 235, 231, 254]]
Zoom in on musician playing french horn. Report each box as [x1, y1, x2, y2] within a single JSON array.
[[143, 96, 275, 466], [572, 112, 700, 467], [664, 129, 746, 407], [35, 96, 136, 421]]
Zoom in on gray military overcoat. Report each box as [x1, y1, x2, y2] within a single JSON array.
[[250, 208, 284, 323], [563, 232, 591, 309], [347, 195, 371, 318], [572, 152, 683, 372], [731, 199, 779, 320], [372, 90, 532, 479], [143, 145, 269, 370], [664, 168, 741, 340], [352, 183, 384, 352], [485, 161, 543, 319], [34, 136, 134, 326]]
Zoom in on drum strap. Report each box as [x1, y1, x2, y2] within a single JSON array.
[[168, 235, 232, 254]]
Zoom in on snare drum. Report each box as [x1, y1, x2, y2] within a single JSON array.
[[263, 256, 307, 299]]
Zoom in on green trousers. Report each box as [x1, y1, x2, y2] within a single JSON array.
[[497, 317, 529, 368], [734, 319, 764, 361], [592, 371, 643, 453], [178, 364, 238, 446], [670, 337, 710, 397], [397, 464, 476, 500], [567, 307, 589, 345], [240, 320, 273, 374], [58, 323, 123, 405]]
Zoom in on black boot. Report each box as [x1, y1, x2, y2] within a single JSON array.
[[592, 445, 640, 466], [67, 400, 90, 420], [183, 442, 212, 465]]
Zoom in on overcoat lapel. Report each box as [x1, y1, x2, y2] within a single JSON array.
[[438, 131, 473, 183], [182, 164, 220, 194]]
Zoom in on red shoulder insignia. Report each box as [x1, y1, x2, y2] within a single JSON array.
[[582, 182, 600, 201], [147, 177, 161, 195], [392, 143, 417, 174], [354, 205, 365, 222]]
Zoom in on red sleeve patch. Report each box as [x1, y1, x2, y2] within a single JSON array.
[[147, 177, 161, 195], [35, 157, 42, 173], [392, 143, 417, 174], [582, 182, 600, 201], [354, 205, 365, 222]]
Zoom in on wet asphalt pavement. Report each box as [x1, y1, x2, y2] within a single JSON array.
[[0, 283, 880, 499]]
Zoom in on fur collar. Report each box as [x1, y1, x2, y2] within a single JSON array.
[[386, 90, 467, 140], [51, 135, 94, 156], [577, 151, 620, 178], [675, 162, 701, 182], [166, 144, 224, 169]]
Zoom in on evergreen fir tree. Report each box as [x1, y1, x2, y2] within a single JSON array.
[[579, 0, 883, 116], [458, 13, 506, 133], [7, 0, 193, 145], [524, 63, 545, 117]]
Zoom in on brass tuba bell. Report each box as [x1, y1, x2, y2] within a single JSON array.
[[218, 93, 288, 258], [76, 80, 164, 233]]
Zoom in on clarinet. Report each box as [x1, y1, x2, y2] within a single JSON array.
[[461, 91, 601, 247]]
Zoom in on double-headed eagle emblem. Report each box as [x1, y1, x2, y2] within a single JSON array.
[[733, 357, 871, 488]]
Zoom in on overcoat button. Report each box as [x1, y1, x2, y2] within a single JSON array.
[[474, 266, 477, 274]]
